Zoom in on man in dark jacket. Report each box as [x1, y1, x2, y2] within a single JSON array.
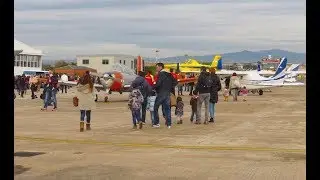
[[153, 63, 177, 129], [208, 68, 221, 123], [131, 71, 151, 124], [18, 75, 27, 98], [194, 66, 211, 124]]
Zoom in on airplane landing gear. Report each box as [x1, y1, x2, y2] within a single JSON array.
[[104, 96, 108, 102], [258, 89, 263, 95], [251, 90, 257, 94], [108, 90, 112, 94]]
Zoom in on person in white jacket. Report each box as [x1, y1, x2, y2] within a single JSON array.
[[228, 73, 241, 101], [76, 71, 96, 132]]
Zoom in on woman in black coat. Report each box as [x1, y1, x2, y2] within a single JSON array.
[[209, 68, 221, 123]]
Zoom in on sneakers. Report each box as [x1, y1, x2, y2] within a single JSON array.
[[152, 124, 160, 128], [209, 118, 215, 123], [167, 126, 171, 129], [132, 124, 137, 129]]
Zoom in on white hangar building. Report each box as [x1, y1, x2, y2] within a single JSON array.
[[76, 54, 135, 73], [14, 39, 44, 76]]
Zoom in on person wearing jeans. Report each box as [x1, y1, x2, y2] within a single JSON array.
[[41, 73, 58, 111], [194, 67, 212, 124], [208, 67, 221, 123], [76, 71, 95, 132], [153, 63, 177, 129], [153, 95, 171, 128]]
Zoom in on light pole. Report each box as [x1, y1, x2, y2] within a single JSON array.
[[155, 49, 159, 63]]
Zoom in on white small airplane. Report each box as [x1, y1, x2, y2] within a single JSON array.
[[282, 64, 306, 86], [218, 57, 290, 95]]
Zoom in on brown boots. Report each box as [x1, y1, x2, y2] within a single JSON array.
[[86, 123, 91, 130], [80, 122, 84, 132], [80, 122, 91, 132]]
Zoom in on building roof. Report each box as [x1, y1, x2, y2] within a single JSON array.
[[14, 39, 43, 56], [55, 65, 96, 71]]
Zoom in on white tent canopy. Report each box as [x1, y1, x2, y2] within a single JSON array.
[[14, 39, 43, 56]]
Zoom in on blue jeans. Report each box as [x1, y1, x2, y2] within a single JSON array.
[[80, 110, 91, 123], [154, 95, 171, 126], [150, 111, 154, 125], [44, 88, 57, 108], [131, 109, 141, 125], [209, 102, 215, 118]]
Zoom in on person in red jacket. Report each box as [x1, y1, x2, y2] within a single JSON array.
[[170, 68, 177, 95], [145, 70, 155, 86]]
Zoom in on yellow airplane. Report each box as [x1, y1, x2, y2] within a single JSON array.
[[164, 55, 222, 73]]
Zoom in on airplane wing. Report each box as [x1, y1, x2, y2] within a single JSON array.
[[241, 84, 283, 90], [58, 80, 105, 88], [282, 82, 305, 86]]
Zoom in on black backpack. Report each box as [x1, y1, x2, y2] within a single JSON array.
[[201, 74, 213, 88]]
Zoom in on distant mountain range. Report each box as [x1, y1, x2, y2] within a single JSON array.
[[43, 49, 306, 65], [145, 49, 306, 64]]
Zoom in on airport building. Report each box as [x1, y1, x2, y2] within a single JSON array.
[[76, 54, 136, 73], [14, 39, 44, 76]]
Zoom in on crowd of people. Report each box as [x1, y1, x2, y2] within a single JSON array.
[[14, 66, 249, 132]]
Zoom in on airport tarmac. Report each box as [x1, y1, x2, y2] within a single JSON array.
[[14, 86, 306, 180]]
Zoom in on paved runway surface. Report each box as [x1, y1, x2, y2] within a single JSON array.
[[14, 86, 306, 180]]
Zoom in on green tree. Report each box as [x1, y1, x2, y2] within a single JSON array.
[[69, 62, 77, 65], [42, 64, 54, 71], [54, 60, 68, 68], [144, 66, 156, 75]]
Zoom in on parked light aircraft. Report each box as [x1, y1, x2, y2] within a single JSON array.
[[178, 57, 290, 95], [164, 55, 223, 73], [59, 64, 137, 102], [282, 64, 306, 86]]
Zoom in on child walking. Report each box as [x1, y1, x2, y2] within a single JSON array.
[[175, 96, 184, 124], [241, 86, 248, 101], [147, 90, 156, 125], [223, 88, 229, 102], [189, 90, 198, 123], [128, 89, 144, 129]]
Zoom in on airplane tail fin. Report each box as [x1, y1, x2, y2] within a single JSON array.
[[257, 63, 261, 72], [270, 57, 287, 79], [272, 57, 288, 78], [210, 55, 222, 70], [287, 64, 300, 72]]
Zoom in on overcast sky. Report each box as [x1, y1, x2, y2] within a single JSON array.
[[14, 0, 306, 60]]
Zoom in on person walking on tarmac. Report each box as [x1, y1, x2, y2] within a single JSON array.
[[131, 71, 151, 125], [194, 67, 212, 124], [170, 68, 177, 95], [76, 71, 95, 132], [208, 67, 221, 123], [41, 72, 59, 111], [153, 63, 178, 129]]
